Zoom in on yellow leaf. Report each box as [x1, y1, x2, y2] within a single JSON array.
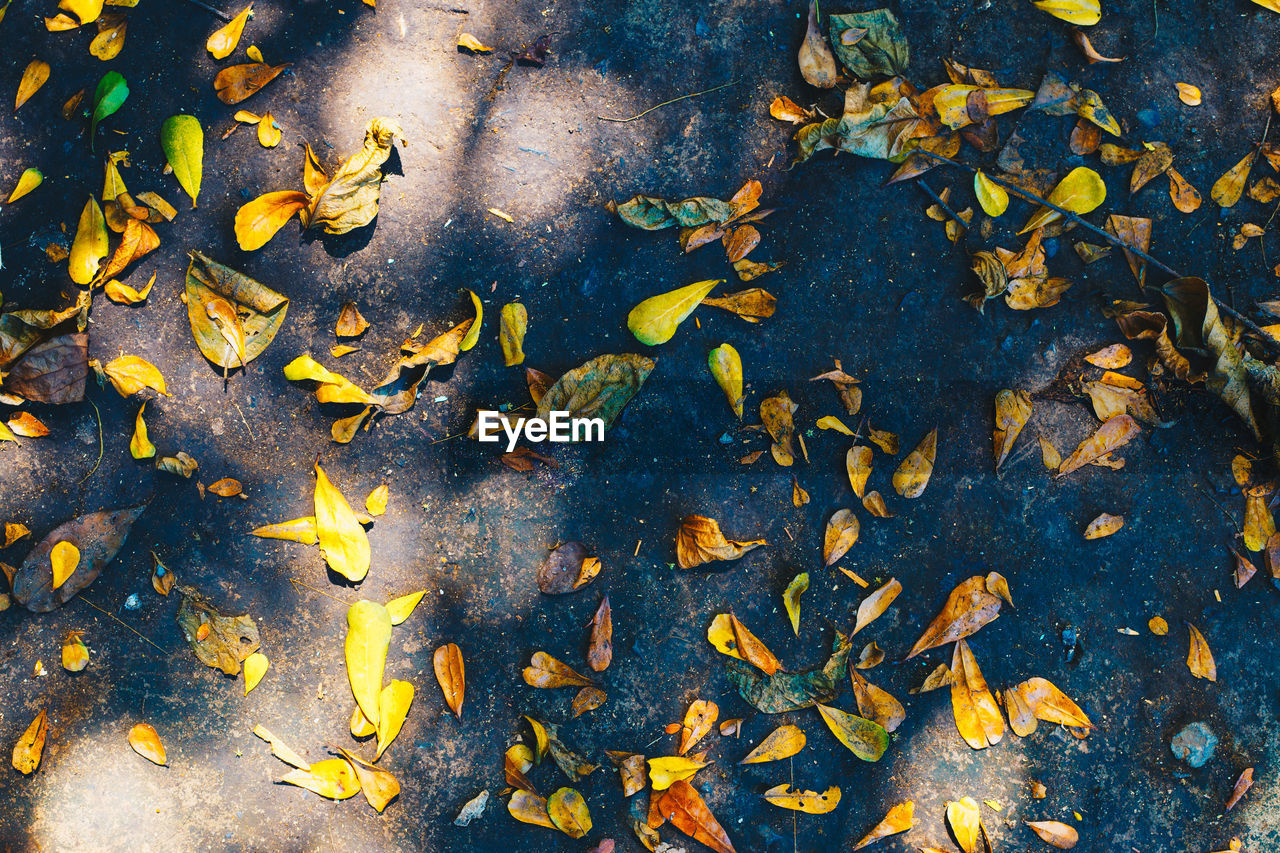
[[1031, 0, 1100, 25], [7, 168, 42, 203], [0, 421, 18, 444], [892, 427, 937, 498], [386, 590, 424, 625], [974, 171, 1009, 217], [250, 516, 318, 544], [1083, 512, 1123, 539], [846, 445, 873, 498], [314, 462, 370, 582], [345, 599, 392, 728], [1187, 623, 1216, 681], [130, 403, 155, 459], [60, 0, 103, 24], [950, 639, 1004, 749], [281, 758, 361, 800], [257, 111, 281, 147], [1176, 83, 1201, 106], [15, 61, 50, 111], [364, 484, 389, 516], [1020, 167, 1106, 233], [547, 787, 592, 839], [852, 801, 915, 849], [508, 789, 554, 828], [207, 4, 252, 59], [487, 207, 513, 222], [253, 725, 309, 770], [1211, 151, 1256, 209], [500, 302, 527, 366], [459, 289, 483, 351], [708, 343, 744, 419], [1026, 820, 1080, 848], [783, 572, 808, 635], [931, 85, 1034, 129], [676, 514, 766, 569], [12, 709, 48, 775], [678, 698, 718, 755], [105, 271, 156, 305], [816, 414, 853, 434], [457, 32, 493, 52], [337, 747, 400, 812], [763, 784, 841, 814], [234, 190, 310, 251], [647, 755, 707, 790], [993, 389, 1032, 470], [375, 679, 413, 759], [350, 704, 375, 738], [89, 16, 126, 60], [740, 724, 806, 764], [69, 196, 108, 284], [853, 577, 902, 635], [1057, 414, 1139, 477], [1011, 677, 1093, 728], [706, 612, 781, 674], [823, 508, 859, 565], [50, 540, 80, 590], [850, 668, 905, 732], [946, 797, 983, 853], [61, 631, 89, 671], [243, 651, 268, 695], [4, 522, 31, 547], [433, 642, 465, 718], [128, 722, 167, 765], [627, 279, 722, 346], [103, 355, 169, 397], [523, 651, 594, 688]]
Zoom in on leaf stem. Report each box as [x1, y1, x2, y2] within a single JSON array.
[[597, 79, 737, 123], [79, 597, 169, 654]]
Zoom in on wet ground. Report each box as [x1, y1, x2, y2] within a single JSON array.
[[3, 0, 1280, 851]]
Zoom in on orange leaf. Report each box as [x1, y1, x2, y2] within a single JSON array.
[[906, 575, 1002, 658], [433, 642, 465, 718], [213, 61, 289, 105], [128, 722, 167, 765], [587, 595, 612, 672], [1187, 623, 1216, 681], [1056, 414, 1139, 477], [233, 190, 308, 251], [654, 780, 736, 853], [851, 800, 915, 849], [950, 639, 1004, 749], [678, 699, 718, 755]]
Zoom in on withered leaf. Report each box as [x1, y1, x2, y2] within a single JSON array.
[[653, 780, 737, 853], [728, 633, 849, 714], [186, 252, 288, 370], [128, 722, 167, 766], [993, 389, 1032, 470], [853, 577, 901, 636], [1187, 623, 1216, 681], [433, 642, 465, 719], [176, 585, 260, 675], [850, 668, 905, 733], [1025, 820, 1079, 849], [12, 709, 47, 775], [951, 640, 1004, 749], [707, 612, 782, 675], [13, 504, 146, 612], [907, 575, 1002, 658], [762, 784, 840, 814], [760, 391, 798, 466], [1057, 414, 1140, 477], [678, 699, 718, 755], [816, 702, 889, 761], [1012, 677, 1092, 728], [587, 595, 612, 672], [1226, 767, 1254, 812], [307, 118, 404, 235], [524, 651, 595, 688], [214, 61, 289, 105], [740, 724, 806, 764], [535, 353, 654, 432], [701, 288, 777, 322], [823, 508, 859, 565], [571, 686, 606, 717], [676, 515, 765, 569], [892, 428, 937, 498], [537, 541, 600, 594], [847, 445, 873, 497], [851, 801, 915, 849]]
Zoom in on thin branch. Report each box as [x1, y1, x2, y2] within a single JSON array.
[[76, 399, 103, 485], [914, 149, 1280, 355], [179, 0, 232, 22], [597, 79, 737, 123], [916, 178, 968, 233], [79, 597, 169, 654]]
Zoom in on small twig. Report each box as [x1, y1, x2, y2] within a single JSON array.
[[1198, 487, 1238, 528], [79, 597, 169, 654], [178, 0, 231, 21], [915, 149, 1280, 355], [597, 79, 737, 123], [76, 399, 103, 485], [916, 178, 968, 233], [289, 577, 354, 606]]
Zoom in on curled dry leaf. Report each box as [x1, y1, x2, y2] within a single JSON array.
[[763, 784, 840, 814], [823, 508, 860, 565], [847, 446, 873, 497], [607, 751, 646, 797], [708, 343, 744, 419], [851, 800, 915, 849], [433, 642, 465, 719], [760, 391, 798, 465], [1187, 623, 1217, 681], [993, 389, 1032, 471], [798, 0, 838, 88], [707, 613, 782, 675], [810, 359, 861, 415], [12, 709, 48, 775], [571, 686, 606, 717], [1225, 767, 1254, 812], [1011, 677, 1092, 728], [892, 428, 937, 498], [740, 724, 806, 764], [1057, 415, 1139, 477], [338, 747, 400, 813], [282, 758, 361, 801], [784, 572, 808, 634], [128, 722, 167, 766], [537, 541, 600, 594], [951, 639, 1004, 749], [1084, 512, 1124, 539], [587, 595, 612, 672], [678, 699, 718, 755], [907, 575, 1002, 658], [676, 515, 765, 569], [1026, 820, 1079, 849], [335, 302, 370, 338], [853, 578, 901, 636], [856, 641, 884, 669], [524, 651, 594, 688]]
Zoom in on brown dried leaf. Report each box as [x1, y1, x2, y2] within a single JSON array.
[[907, 575, 1002, 659], [675, 515, 765, 569], [851, 801, 915, 849], [853, 578, 901, 635], [433, 642, 465, 718], [523, 651, 594, 689], [587, 595, 612, 672], [537, 541, 600, 594], [993, 389, 1032, 470], [1226, 767, 1254, 812], [1056, 415, 1139, 477], [892, 428, 937, 497], [654, 780, 737, 853], [13, 504, 146, 612], [1026, 821, 1079, 849], [823, 508, 859, 565], [1187, 623, 1217, 681]]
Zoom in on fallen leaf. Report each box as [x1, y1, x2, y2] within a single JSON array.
[[433, 643, 464, 719], [823, 509, 860, 565], [678, 699, 718, 755], [892, 428, 937, 498], [816, 703, 889, 761], [307, 117, 403, 235], [7, 168, 43, 203], [761, 391, 799, 465], [676, 515, 765, 569], [571, 686, 606, 717], [810, 359, 862, 415], [1226, 767, 1254, 812], [993, 390, 1032, 470], [792, 476, 811, 507], [4, 522, 31, 547], [375, 679, 413, 759], [653, 780, 736, 853], [68, 196, 108, 285], [233, 190, 309, 250], [763, 784, 840, 813], [740, 724, 806, 764], [536, 353, 654, 432], [906, 575, 1003, 658], [548, 787, 592, 839], [128, 722, 167, 765], [281, 758, 361, 800], [850, 668, 905, 733], [951, 639, 1004, 749], [729, 633, 850, 713], [628, 280, 721, 346], [798, 0, 838, 88], [851, 800, 915, 849], [335, 302, 370, 338], [1057, 415, 1139, 477], [242, 651, 268, 695], [49, 540, 79, 590], [707, 612, 782, 675], [508, 789, 554, 827], [1012, 677, 1092, 728], [457, 32, 492, 52], [314, 462, 370, 582], [1020, 167, 1106, 233], [828, 8, 908, 78], [1176, 83, 1201, 106], [1084, 513, 1123, 539], [708, 344, 744, 419], [588, 595, 612, 672], [947, 797, 985, 853], [89, 71, 128, 150], [853, 578, 901, 636], [161, 114, 202, 207], [524, 651, 594, 688], [648, 755, 707, 790], [214, 60, 288, 105], [1031, 0, 1099, 24], [12, 709, 47, 774], [345, 599, 392, 730], [207, 4, 252, 58], [974, 170, 1009, 216], [1212, 150, 1256, 208], [176, 585, 260, 675], [252, 725, 309, 770], [13, 504, 146, 612], [186, 253, 289, 369], [15, 60, 51, 111], [105, 271, 156, 305], [1026, 820, 1079, 849], [1188, 623, 1216, 681], [129, 407, 157, 460], [537, 541, 600, 594], [337, 747, 400, 812], [783, 572, 808, 635]]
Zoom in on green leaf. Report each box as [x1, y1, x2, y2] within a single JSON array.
[[783, 572, 809, 635], [90, 72, 129, 152], [614, 195, 733, 230], [816, 703, 889, 761], [160, 114, 204, 208], [345, 600, 392, 729], [628, 279, 721, 346], [708, 343, 744, 419], [185, 251, 289, 370], [536, 353, 655, 432], [728, 633, 851, 713], [828, 8, 909, 79]]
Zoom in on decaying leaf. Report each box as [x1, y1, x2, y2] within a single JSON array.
[[1057, 415, 1140, 477], [816, 702, 889, 761], [851, 800, 915, 849], [907, 575, 1002, 658], [892, 428, 937, 498], [1084, 512, 1124, 539], [823, 509, 859, 565], [853, 578, 901, 636], [1187, 623, 1217, 681], [500, 302, 527, 366], [1026, 820, 1079, 849], [1212, 151, 1257, 208], [763, 784, 840, 814], [571, 686, 606, 717], [676, 515, 765, 569], [708, 344, 744, 419], [993, 390, 1032, 470], [608, 751, 647, 797], [13, 505, 146, 612], [798, 1, 838, 88], [850, 668, 905, 733], [12, 709, 47, 775], [214, 60, 288, 105], [128, 722, 167, 765], [535, 354, 654, 433], [678, 699, 718, 755], [728, 633, 849, 713], [653, 780, 736, 853], [783, 572, 808, 635], [524, 651, 595, 688], [707, 612, 782, 675], [548, 787, 592, 839], [433, 643, 465, 719], [537, 541, 600, 594], [186, 252, 289, 370], [828, 8, 909, 78], [811, 359, 862, 415], [761, 391, 798, 466], [588, 595, 613, 672], [951, 639, 1004, 749], [176, 585, 260, 675], [1225, 767, 1254, 812]]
